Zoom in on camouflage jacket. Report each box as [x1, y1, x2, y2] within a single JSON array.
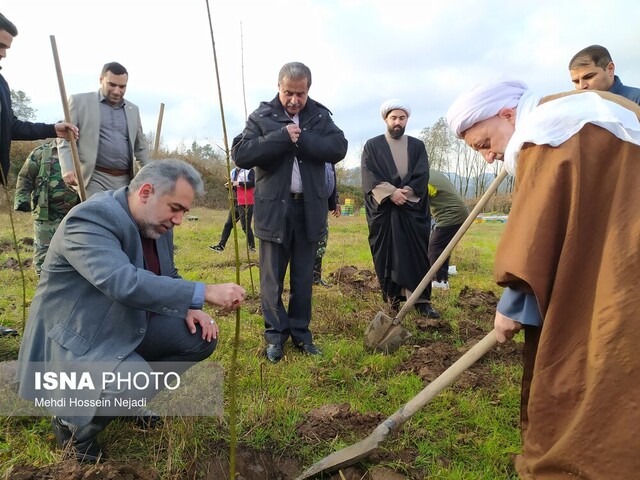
[[14, 142, 79, 221]]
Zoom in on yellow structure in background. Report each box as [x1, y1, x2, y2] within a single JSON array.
[[343, 198, 354, 216]]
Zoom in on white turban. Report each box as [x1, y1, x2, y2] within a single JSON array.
[[380, 99, 411, 119], [446, 76, 529, 138]]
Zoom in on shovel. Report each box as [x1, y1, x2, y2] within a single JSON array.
[[296, 330, 499, 479], [364, 168, 508, 353]]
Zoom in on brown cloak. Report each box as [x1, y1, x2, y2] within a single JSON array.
[[495, 119, 640, 478]]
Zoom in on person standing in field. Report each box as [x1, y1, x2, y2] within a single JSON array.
[[427, 168, 469, 290], [58, 62, 149, 198], [568, 44, 640, 104], [209, 166, 256, 253], [14, 140, 79, 275], [0, 12, 77, 337], [313, 162, 341, 287], [233, 61, 347, 363], [362, 99, 440, 319], [447, 76, 640, 478]]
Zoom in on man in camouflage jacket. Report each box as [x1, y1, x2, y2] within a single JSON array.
[[14, 141, 79, 274]]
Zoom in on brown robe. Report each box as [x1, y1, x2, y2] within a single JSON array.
[[495, 98, 640, 478]]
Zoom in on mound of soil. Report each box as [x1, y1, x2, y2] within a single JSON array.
[[296, 403, 386, 442], [329, 266, 380, 293], [400, 286, 522, 390]]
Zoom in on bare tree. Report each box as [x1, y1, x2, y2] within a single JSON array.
[[419, 116, 453, 171], [11, 90, 36, 121], [336, 142, 363, 187]]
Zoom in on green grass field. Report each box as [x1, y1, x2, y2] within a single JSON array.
[[0, 206, 521, 479]]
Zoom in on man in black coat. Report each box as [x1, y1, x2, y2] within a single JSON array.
[[361, 99, 440, 319], [0, 12, 77, 337], [234, 62, 347, 363]]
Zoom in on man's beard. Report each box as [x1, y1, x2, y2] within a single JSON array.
[[137, 217, 166, 240], [388, 125, 405, 139]]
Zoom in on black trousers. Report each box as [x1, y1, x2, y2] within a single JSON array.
[[82, 314, 217, 430], [218, 203, 255, 248], [259, 199, 317, 346], [427, 223, 463, 282]]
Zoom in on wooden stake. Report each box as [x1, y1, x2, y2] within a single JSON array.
[[153, 102, 165, 158], [49, 35, 87, 202]]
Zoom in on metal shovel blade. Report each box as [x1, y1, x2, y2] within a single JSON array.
[[296, 331, 498, 480], [362, 168, 509, 355], [295, 422, 391, 479], [364, 311, 412, 354]]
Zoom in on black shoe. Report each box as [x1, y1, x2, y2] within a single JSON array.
[[415, 303, 441, 319], [51, 416, 105, 463], [265, 344, 284, 363], [249, 246, 256, 253], [209, 244, 224, 252], [0, 325, 18, 336], [73, 436, 105, 464], [294, 343, 323, 356], [51, 415, 73, 448], [133, 408, 161, 429]]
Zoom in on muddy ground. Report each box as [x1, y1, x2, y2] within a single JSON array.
[[4, 267, 520, 480]]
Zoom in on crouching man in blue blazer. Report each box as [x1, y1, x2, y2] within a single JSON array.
[[16, 159, 246, 463]]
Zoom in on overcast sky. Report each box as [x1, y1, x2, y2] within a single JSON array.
[[3, 0, 639, 168]]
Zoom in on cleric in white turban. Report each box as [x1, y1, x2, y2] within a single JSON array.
[[444, 73, 640, 480], [380, 99, 411, 119], [446, 74, 640, 174], [446, 76, 529, 138], [361, 96, 441, 320]]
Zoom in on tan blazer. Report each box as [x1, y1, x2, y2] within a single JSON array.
[[58, 91, 149, 189]]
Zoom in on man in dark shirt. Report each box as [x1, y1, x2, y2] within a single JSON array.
[[569, 45, 640, 104], [0, 12, 77, 336]]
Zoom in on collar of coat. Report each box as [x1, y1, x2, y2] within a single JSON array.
[[258, 94, 334, 121]]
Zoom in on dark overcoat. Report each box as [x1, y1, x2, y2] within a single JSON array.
[[233, 95, 347, 242]]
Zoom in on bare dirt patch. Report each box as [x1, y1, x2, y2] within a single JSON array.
[[296, 403, 386, 442], [399, 286, 522, 391], [7, 460, 159, 480], [329, 266, 380, 294], [2, 256, 32, 270]]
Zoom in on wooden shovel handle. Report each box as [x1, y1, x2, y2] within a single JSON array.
[[384, 330, 498, 431], [153, 102, 165, 159]]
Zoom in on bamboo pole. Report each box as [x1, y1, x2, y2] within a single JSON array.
[[49, 35, 87, 202], [153, 102, 165, 158], [238, 20, 256, 295], [204, 2, 240, 478]]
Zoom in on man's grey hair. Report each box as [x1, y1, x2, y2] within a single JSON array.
[[278, 62, 312, 88], [129, 159, 204, 196]]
